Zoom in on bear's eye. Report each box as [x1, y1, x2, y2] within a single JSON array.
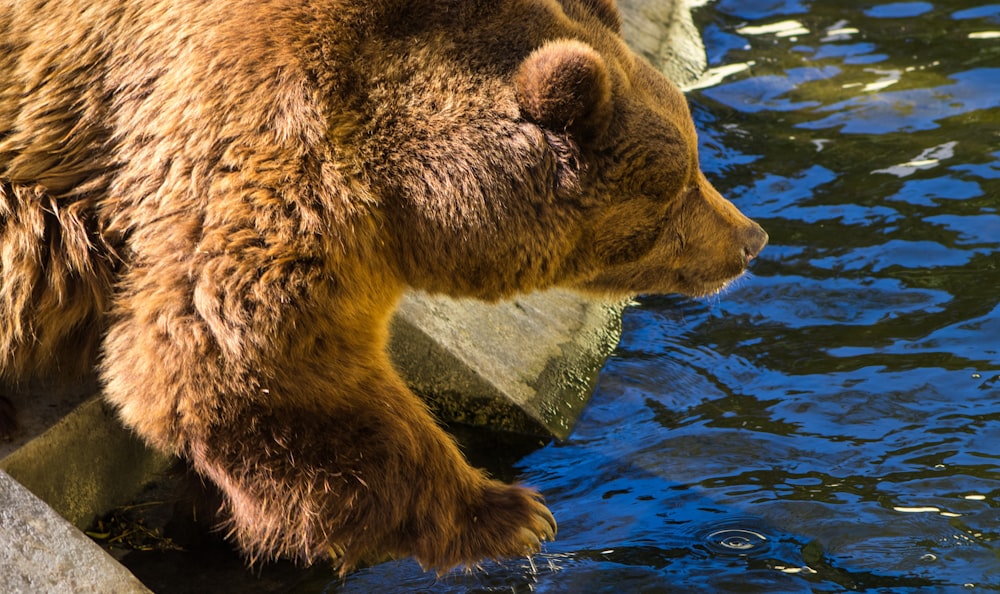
[[630, 154, 689, 203]]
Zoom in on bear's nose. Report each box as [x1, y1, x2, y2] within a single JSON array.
[[744, 223, 768, 261]]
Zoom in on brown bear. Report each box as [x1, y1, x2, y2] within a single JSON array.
[[0, 0, 766, 573]]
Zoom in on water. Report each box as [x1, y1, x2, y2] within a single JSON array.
[[332, 1, 1000, 592]]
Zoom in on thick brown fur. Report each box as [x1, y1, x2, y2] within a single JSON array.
[[0, 0, 766, 573]]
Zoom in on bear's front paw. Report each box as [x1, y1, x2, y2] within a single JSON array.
[[416, 480, 557, 572], [476, 482, 557, 557]]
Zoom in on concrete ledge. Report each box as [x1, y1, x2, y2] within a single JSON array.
[[619, 0, 706, 87], [0, 398, 171, 532], [0, 469, 151, 593], [390, 290, 625, 438]]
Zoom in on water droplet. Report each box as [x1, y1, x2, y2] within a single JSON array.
[[702, 525, 771, 556]]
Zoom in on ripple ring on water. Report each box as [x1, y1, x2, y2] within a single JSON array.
[[703, 527, 771, 556]]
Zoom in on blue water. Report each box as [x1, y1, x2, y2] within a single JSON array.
[[333, 1, 1000, 592]]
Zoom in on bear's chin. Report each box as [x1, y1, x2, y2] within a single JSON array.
[[572, 266, 750, 301]]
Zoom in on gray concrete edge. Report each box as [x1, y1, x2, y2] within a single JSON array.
[[0, 469, 152, 593]]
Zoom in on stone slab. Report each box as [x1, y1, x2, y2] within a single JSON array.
[[0, 397, 172, 531], [0, 469, 150, 594], [390, 290, 625, 439], [619, 0, 707, 88]]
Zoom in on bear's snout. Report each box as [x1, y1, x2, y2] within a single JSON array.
[[743, 222, 768, 262]]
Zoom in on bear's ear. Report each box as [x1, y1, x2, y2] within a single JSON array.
[[515, 39, 612, 138]]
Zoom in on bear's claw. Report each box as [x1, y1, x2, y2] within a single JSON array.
[[533, 500, 557, 543], [478, 482, 557, 562], [412, 481, 558, 572]]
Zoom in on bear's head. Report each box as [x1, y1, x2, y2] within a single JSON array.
[[350, 0, 767, 300]]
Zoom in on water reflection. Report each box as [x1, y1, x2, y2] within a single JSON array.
[[798, 69, 1000, 134], [336, 0, 999, 591]]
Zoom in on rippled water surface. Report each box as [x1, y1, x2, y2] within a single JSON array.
[[331, 1, 1000, 592]]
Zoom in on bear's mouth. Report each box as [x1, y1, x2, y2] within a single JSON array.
[[571, 261, 744, 299], [685, 273, 745, 298]]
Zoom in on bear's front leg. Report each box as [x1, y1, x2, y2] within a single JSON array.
[[101, 256, 554, 573], [186, 371, 557, 572]]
